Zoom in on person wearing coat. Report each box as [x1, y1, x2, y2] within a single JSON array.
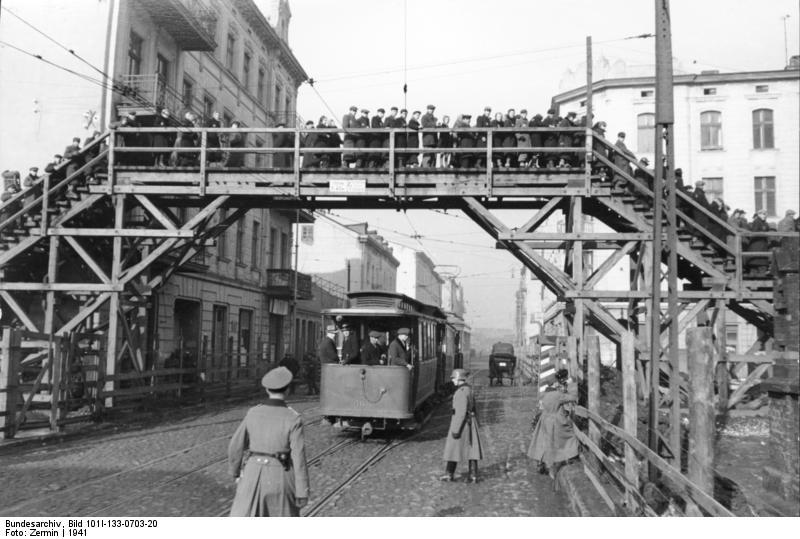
[[227, 367, 309, 517], [176, 112, 199, 167], [440, 369, 483, 483], [63, 137, 84, 180], [501, 108, 517, 167], [612, 131, 636, 189], [387, 327, 413, 369], [454, 114, 474, 169], [557, 112, 577, 167], [690, 180, 711, 237], [475, 107, 492, 168], [359, 330, 385, 366], [746, 209, 771, 274], [326, 118, 343, 168], [204, 111, 223, 164], [226, 121, 246, 168], [527, 369, 578, 477], [395, 109, 409, 168], [340, 323, 360, 365], [152, 109, 175, 167], [777, 209, 797, 232], [368, 109, 386, 168], [528, 113, 545, 168], [341, 106, 358, 166], [317, 325, 339, 364], [437, 115, 453, 168], [407, 111, 422, 166], [421, 105, 438, 167], [515, 110, 531, 167]]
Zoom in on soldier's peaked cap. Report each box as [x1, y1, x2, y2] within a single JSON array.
[[341, 322, 353, 330], [390, 106, 398, 111], [397, 327, 410, 335], [262, 366, 293, 390], [369, 330, 382, 338]]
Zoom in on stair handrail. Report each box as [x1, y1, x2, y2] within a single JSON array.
[[0, 133, 110, 235]]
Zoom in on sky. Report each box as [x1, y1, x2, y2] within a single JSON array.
[[287, 0, 799, 329]]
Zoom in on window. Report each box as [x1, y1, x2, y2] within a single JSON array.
[[700, 111, 722, 149], [274, 83, 282, 113], [285, 96, 292, 118], [218, 208, 228, 258], [755, 85, 769, 93], [203, 93, 216, 120], [235, 219, 245, 263], [238, 309, 252, 367], [703, 88, 717, 95], [702, 177, 724, 200], [243, 51, 252, 90], [225, 32, 236, 71], [251, 221, 260, 267], [752, 109, 774, 149], [281, 232, 290, 268], [640, 90, 654, 98], [182, 77, 195, 109], [257, 67, 266, 102], [754, 176, 776, 217], [637, 113, 655, 154], [127, 31, 143, 75], [254, 138, 265, 168], [269, 227, 278, 267]]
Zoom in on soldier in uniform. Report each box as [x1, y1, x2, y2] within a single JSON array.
[[228, 367, 309, 516], [340, 323, 360, 364], [317, 324, 339, 364], [421, 104, 438, 168], [360, 330, 385, 366], [387, 327, 413, 370], [440, 369, 483, 483]]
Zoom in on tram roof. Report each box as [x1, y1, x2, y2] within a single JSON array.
[[322, 291, 447, 320]]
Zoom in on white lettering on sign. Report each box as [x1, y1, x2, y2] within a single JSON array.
[[329, 179, 366, 193]]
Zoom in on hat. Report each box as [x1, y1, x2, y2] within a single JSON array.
[[54, 154, 63, 159], [29, 166, 38, 172], [400, 108, 408, 114], [675, 168, 683, 176], [361, 108, 369, 114], [412, 110, 421, 115], [617, 131, 626, 138], [326, 324, 337, 333], [695, 180, 705, 187], [547, 108, 556, 115], [341, 322, 353, 330], [377, 108, 385, 113], [567, 111, 577, 118], [484, 106, 492, 112], [397, 327, 410, 335], [519, 109, 528, 114], [450, 369, 468, 382], [261, 366, 293, 391], [786, 209, 796, 216], [305, 120, 314, 126], [369, 330, 382, 338], [640, 157, 650, 165], [349, 106, 358, 112], [463, 114, 472, 119], [427, 104, 435, 110], [390, 106, 398, 112]]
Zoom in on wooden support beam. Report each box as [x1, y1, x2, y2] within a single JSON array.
[[56, 293, 111, 335], [0, 328, 21, 439], [0, 283, 122, 292], [587, 335, 601, 446], [0, 291, 39, 332], [134, 194, 178, 230], [500, 232, 653, 241], [518, 196, 563, 233], [48, 228, 193, 238], [714, 300, 729, 413], [585, 241, 638, 289], [64, 236, 111, 284], [687, 327, 715, 497], [621, 331, 640, 509]]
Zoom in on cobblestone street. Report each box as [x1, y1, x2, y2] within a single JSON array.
[[0, 372, 568, 517]]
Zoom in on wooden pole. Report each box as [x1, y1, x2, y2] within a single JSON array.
[[567, 335, 578, 380], [622, 330, 640, 509], [714, 300, 729, 412], [0, 327, 20, 439], [587, 334, 601, 445], [687, 326, 715, 497]]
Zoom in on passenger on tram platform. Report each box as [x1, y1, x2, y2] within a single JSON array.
[[388, 327, 413, 370], [360, 330, 385, 366], [340, 323, 360, 364], [317, 324, 339, 364]]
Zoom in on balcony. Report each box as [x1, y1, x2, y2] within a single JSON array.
[[137, 0, 217, 51], [117, 74, 187, 118], [265, 269, 312, 300]]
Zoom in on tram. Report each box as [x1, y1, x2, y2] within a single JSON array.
[[320, 291, 460, 435]]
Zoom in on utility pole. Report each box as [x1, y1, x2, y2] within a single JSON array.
[[650, 0, 681, 476], [782, 15, 791, 67]]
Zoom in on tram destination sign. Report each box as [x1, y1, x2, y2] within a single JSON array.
[[329, 179, 367, 194]]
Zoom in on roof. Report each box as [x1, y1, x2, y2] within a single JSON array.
[[552, 69, 800, 106], [322, 291, 446, 320]]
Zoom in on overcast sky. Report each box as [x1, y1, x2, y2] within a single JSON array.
[[288, 0, 799, 330]]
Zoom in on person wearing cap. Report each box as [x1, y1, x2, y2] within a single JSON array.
[[317, 324, 339, 364], [395, 109, 409, 167], [22, 167, 39, 190], [540, 109, 559, 167], [527, 368, 578, 477], [475, 107, 492, 168], [381, 107, 398, 166], [454, 114, 474, 168], [515, 109, 531, 167], [341, 106, 358, 166], [325, 117, 343, 167], [690, 180, 711, 237], [360, 330, 385, 366], [368, 108, 386, 168], [440, 369, 483, 483], [437, 115, 453, 168], [611, 131, 635, 188], [778, 209, 797, 232], [421, 105, 438, 167], [634, 156, 652, 191], [556, 112, 577, 168], [152, 109, 175, 167], [228, 367, 309, 516], [340, 323, 360, 365], [388, 327, 413, 370], [353, 109, 370, 168], [746, 208, 771, 274]]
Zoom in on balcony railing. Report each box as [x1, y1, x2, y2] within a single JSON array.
[[117, 74, 188, 118], [137, 0, 216, 51], [265, 269, 312, 300]]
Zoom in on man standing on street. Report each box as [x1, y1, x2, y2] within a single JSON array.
[[228, 367, 309, 516], [440, 369, 483, 483], [388, 327, 413, 370]]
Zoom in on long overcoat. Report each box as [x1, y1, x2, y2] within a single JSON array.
[[442, 384, 483, 462], [526, 387, 578, 467], [317, 336, 339, 364], [387, 338, 410, 366], [228, 400, 309, 516]]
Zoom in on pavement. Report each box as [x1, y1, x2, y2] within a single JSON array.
[[0, 372, 606, 517]]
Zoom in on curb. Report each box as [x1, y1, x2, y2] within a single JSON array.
[[556, 461, 617, 516]]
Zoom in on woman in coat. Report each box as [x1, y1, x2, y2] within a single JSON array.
[[527, 369, 578, 477], [440, 369, 483, 483], [228, 367, 309, 517], [226, 120, 246, 168]]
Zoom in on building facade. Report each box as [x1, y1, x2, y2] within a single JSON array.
[[392, 244, 444, 308], [0, 0, 311, 378], [295, 216, 399, 295], [552, 65, 800, 220]]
